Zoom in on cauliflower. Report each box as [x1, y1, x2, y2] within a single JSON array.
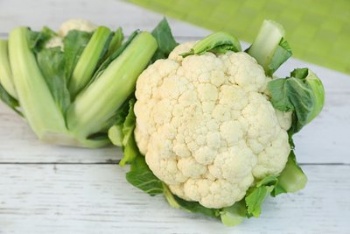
[[45, 19, 97, 49], [134, 42, 292, 208], [110, 19, 325, 226]]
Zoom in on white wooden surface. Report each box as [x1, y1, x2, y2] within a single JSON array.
[[0, 0, 349, 233]]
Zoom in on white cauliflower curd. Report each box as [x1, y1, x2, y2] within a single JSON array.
[[133, 42, 292, 209], [45, 19, 97, 49], [58, 19, 97, 37]]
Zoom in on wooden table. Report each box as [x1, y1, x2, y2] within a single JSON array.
[[0, 0, 349, 233]]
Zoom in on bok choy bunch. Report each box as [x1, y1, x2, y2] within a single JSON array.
[[0, 19, 159, 148]]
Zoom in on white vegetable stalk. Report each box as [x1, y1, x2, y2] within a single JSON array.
[[66, 31, 157, 143], [2, 23, 158, 148], [8, 27, 68, 140], [68, 26, 112, 98], [0, 40, 17, 98], [248, 20, 284, 65], [247, 20, 291, 76], [181, 31, 242, 56]]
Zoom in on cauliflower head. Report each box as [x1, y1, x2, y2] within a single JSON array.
[[134, 42, 292, 209]]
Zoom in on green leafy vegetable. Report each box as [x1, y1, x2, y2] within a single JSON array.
[[0, 40, 17, 99], [108, 97, 139, 166], [220, 202, 246, 226], [89, 31, 139, 85], [0, 83, 21, 115], [29, 26, 58, 52], [172, 195, 220, 219], [268, 68, 325, 133], [36, 47, 70, 113], [151, 18, 178, 61], [0, 20, 157, 147], [66, 31, 157, 146], [63, 30, 92, 81], [8, 26, 68, 140], [126, 155, 164, 196], [104, 27, 124, 59], [181, 31, 242, 57], [245, 176, 278, 217], [0, 39, 21, 115], [272, 151, 307, 196], [68, 26, 112, 98]]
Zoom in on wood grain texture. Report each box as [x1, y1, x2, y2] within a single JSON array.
[[0, 1, 350, 164], [0, 0, 349, 233], [1, 64, 350, 163], [0, 0, 210, 37], [0, 102, 121, 163], [0, 164, 349, 234]]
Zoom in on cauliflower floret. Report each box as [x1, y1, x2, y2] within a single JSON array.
[[45, 19, 97, 50], [275, 110, 293, 131], [169, 41, 196, 62], [45, 36, 64, 49], [134, 43, 292, 209], [58, 19, 97, 37]]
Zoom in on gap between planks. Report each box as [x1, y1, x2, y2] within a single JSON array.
[[0, 161, 349, 166]]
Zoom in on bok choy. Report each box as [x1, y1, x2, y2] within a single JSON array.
[[0, 19, 158, 147]]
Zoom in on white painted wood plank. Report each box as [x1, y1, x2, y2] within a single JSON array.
[[2, 68, 350, 164], [0, 0, 207, 164], [1, 0, 350, 164], [0, 0, 210, 37], [0, 1, 348, 234], [0, 102, 121, 163], [281, 62, 350, 164], [0, 164, 349, 234]]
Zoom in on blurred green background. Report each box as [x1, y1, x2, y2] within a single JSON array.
[[128, 0, 350, 75]]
